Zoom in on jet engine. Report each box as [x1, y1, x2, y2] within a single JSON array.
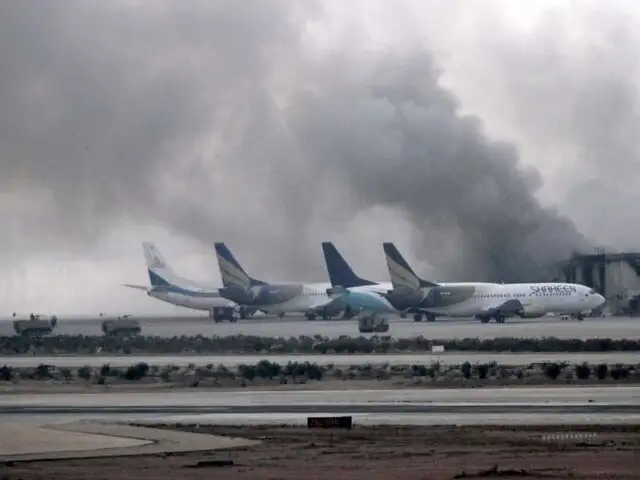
[[517, 304, 546, 318], [218, 286, 256, 304], [385, 287, 427, 309]]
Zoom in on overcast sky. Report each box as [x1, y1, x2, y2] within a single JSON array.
[[1, 0, 639, 315]]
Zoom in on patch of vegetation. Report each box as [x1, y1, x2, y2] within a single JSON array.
[[1, 360, 638, 387], [1, 334, 640, 355]]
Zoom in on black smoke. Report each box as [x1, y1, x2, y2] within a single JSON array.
[[0, 1, 593, 282]]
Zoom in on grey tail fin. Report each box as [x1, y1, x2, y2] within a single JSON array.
[[214, 242, 266, 289], [382, 242, 439, 290]]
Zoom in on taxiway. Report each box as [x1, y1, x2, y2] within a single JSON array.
[[1, 314, 638, 339]]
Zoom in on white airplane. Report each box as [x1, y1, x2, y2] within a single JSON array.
[[214, 242, 346, 320], [382, 242, 607, 324], [123, 242, 242, 320]]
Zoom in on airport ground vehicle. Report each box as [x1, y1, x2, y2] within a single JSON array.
[[358, 316, 389, 333], [101, 314, 141, 336], [13, 313, 57, 336], [210, 306, 239, 323]]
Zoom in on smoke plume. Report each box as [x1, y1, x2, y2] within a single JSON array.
[[0, 1, 611, 286]]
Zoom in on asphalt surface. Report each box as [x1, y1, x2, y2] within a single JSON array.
[[0, 387, 640, 426], [1, 314, 639, 339], [3, 386, 640, 407], [2, 387, 640, 427], [3, 352, 640, 368]]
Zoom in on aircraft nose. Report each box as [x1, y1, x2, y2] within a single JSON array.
[[596, 294, 606, 307]]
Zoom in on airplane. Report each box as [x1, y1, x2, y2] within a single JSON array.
[[321, 241, 397, 318], [123, 242, 254, 321], [325, 285, 397, 324], [382, 242, 607, 324], [214, 242, 346, 320]]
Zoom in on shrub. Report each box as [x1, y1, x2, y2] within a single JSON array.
[[610, 365, 629, 380], [78, 365, 93, 381], [543, 362, 563, 380], [595, 363, 609, 380], [100, 363, 111, 377], [574, 363, 591, 380], [461, 362, 472, 379], [35, 363, 51, 379], [122, 362, 149, 381], [2, 334, 640, 356], [475, 364, 489, 380], [0, 365, 12, 381]]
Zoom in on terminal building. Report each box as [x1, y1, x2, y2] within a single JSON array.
[[558, 250, 640, 316]]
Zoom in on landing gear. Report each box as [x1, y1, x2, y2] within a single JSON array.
[[576, 313, 585, 321], [413, 312, 436, 322], [476, 314, 504, 323], [305, 312, 317, 321], [277, 312, 285, 319], [210, 307, 237, 323]]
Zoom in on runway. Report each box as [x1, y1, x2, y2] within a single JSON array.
[[1, 314, 639, 339], [3, 351, 640, 368], [2, 387, 640, 427]]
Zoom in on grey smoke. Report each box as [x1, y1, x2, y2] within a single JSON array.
[[452, 4, 640, 252], [0, 1, 598, 282]]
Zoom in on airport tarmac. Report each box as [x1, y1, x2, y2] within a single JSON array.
[[3, 386, 640, 461], [3, 351, 640, 368], [3, 385, 640, 408], [1, 314, 638, 339], [1, 387, 640, 426]]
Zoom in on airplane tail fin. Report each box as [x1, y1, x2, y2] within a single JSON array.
[[142, 242, 180, 287], [321, 242, 377, 288], [382, 242, 439, 290], [214, 242, 266, 289]]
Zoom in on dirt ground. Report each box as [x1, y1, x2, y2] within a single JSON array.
[[4, 424, 640, 479]]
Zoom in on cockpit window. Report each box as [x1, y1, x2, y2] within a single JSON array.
[[588, 289, 597, 295]]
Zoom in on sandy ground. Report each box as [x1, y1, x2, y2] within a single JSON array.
[[4, 424, 640, 479]]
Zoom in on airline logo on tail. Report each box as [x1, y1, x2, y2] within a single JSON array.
[[149, 254, 165, 269]]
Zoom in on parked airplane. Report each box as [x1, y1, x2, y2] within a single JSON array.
[[321, 241, 397, 318], [325, 285, 397, 323], [382, 242, 607, 323], [214, 242, 348, 320], [123, 242, 253, 321]]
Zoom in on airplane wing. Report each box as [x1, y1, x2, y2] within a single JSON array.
[[122, 284, 148, 291]]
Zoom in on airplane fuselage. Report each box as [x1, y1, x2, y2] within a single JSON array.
[[218, 282, 337, 315], [413, 282, 604, 318], [147, 285, 233, 311]]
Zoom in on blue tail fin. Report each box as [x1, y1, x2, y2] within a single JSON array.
[[322, 242, 377, 288], [214, 242, 266, 289], [382, 242, 439, 290]]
